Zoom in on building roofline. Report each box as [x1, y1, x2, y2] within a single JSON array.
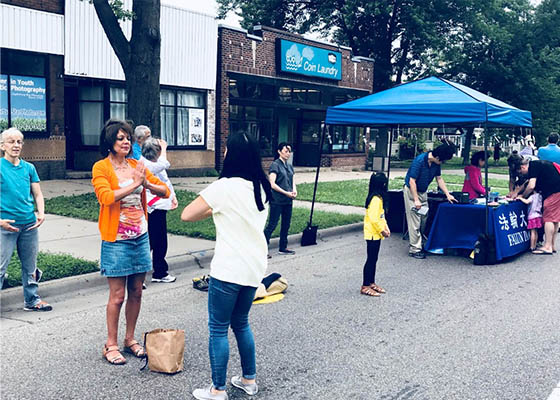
[[252, 25, 353, 52]]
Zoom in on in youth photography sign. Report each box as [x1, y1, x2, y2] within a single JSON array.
[[0, 75, 7, 131], [10, 75, 47, 132], [278, 39, 342, 81]]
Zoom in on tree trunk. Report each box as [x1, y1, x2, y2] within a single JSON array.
[[93, 0, 161, 136], [126, 0, 161, 136], [373, 44, 393, 93]]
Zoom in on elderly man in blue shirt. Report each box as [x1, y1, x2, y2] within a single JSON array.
[[537, 133, 560, 164], [404, 143, 457, 259]]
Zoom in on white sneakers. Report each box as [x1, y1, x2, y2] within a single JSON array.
[[151, 274, 176, 283]]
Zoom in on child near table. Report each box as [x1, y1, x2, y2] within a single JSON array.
[[516, 191, 543, 252], [361, 172, 390, 297]]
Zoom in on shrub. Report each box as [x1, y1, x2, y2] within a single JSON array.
[[2, 252, 99, 289]]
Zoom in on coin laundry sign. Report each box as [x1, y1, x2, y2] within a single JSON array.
[[278, 39, 342, 80]]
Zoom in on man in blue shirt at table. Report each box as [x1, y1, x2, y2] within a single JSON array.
[[537, 133, 560, 164], [404, 143, 457, 259]]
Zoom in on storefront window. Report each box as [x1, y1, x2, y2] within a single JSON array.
[[306, 89, 321, 105], [160, 89, 206, 147], [292, 88, 306, 103], [229, 105, 274, 157], [229, 79, 240, 98], [110, 87, 127, 120], [160, 90, 175, 145], [330, 126, 365, 153], [278, 87, 291, 102], [79, 86, 104, 146]]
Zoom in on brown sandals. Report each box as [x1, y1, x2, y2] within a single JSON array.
[[360, 286, 381, 297], [370, 283, 386, 294], [123, 339, 146, 358], [103, 345, 126, 365]]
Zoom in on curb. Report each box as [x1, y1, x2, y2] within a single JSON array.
[[0, 222, 362, 310]]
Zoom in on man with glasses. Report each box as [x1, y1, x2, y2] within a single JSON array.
[[0, 128, 52, 311], [404, 143, 457, 259]]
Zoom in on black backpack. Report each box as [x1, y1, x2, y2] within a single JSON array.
[[473, 233, 497, 265]]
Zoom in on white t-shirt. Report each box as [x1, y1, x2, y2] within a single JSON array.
[[142, 156, 175, 212], [200, 177, 268, 287]]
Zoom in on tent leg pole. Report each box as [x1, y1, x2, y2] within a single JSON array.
[[484, 125, 489, 236], [387, 128, 392, 179], [309, 124, 326, 226]]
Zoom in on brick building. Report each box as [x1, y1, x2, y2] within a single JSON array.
[[216, 25, 374, 169], [1, 0, 217, 178]]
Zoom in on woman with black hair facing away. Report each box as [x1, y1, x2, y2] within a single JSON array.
[[361, 172, 390, 297], [92, 119, 170, 365], [462, 151, 487, 200], [182, 132, 272, 400]]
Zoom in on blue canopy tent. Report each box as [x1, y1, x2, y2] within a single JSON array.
[[325, 76, 532, 128], [301, 76, 532, 245]]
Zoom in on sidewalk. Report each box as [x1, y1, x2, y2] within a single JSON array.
[[35, 166, 508, 260], [36, 168, 371, 260], [1, 166, 510, 309]]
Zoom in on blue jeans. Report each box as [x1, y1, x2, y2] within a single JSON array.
[[0, 222, 41, 307], [208, 277, 257, 390]]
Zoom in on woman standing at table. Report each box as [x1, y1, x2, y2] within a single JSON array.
[[92, 119, 169, 365], [462, 151, 487, 200]]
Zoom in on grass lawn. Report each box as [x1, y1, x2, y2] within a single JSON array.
[[297, 173, 510, 207], [3, 252, 98, 289], [45, 190, 362, 241], [390, 156, 509, 174]]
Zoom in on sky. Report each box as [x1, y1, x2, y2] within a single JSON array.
[[162, 0, 241, 27]]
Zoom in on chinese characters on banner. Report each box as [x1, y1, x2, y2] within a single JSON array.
[[496, 205, 530, 255]]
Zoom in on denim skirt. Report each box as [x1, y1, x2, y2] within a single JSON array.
[[100, 232, 152, 277]]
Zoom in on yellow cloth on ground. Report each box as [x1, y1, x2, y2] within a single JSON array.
[[253, 293, 284, 304]]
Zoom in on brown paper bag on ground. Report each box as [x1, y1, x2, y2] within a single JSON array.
[[143, 329, 185, 374]]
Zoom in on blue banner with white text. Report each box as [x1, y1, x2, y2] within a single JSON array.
[[10, 75, 47, 132], [0, 75, 8, 131], [492, 202, 530, 260], [279, 39, 342, 80]]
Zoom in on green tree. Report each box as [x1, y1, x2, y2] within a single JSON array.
[[91, 0, 161, 135], [438, 0, 560, 144], [218, 0, 474, 92]]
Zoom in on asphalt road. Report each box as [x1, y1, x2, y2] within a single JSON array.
[[1, 231, 559, 400]]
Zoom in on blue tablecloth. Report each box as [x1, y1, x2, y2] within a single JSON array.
[[425, 202, 530, 261]]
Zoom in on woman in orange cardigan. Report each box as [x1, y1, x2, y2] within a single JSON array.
[[92, 119, 170, 365]]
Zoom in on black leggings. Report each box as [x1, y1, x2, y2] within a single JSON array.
[[363, 239, 381, 286]]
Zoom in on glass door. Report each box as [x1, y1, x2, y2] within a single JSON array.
[[295, 110, 324, 166]]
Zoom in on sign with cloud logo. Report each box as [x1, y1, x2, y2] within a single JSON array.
[[278, 39, 341, 81]]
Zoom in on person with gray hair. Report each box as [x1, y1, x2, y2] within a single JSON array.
[[131, 125, 151, 160], [0, 128, 52, 311], [142, 136, 177, 283]]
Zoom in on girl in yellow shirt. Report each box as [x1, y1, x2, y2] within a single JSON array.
[[361, 172, 390, 297]]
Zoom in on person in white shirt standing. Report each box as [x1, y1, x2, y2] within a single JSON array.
[[141, 137, 177, 283], [182, 132, 272, 400]]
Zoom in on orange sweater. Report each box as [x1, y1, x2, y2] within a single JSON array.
[[92, 158, 170, 242]]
